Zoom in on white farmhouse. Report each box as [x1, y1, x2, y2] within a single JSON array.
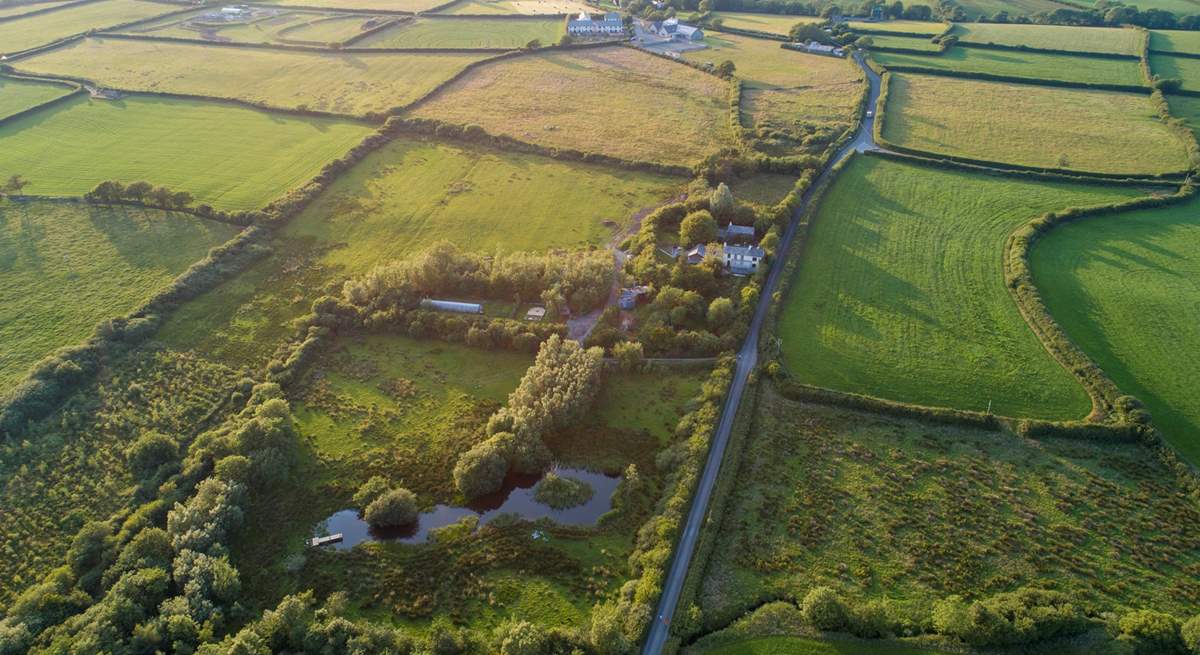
[[567, 11, 624, 36]]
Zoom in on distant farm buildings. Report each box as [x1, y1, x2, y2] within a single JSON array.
[[648, 17, 703, 41], [793, 40, 846, 57], [567, 11, 624, 36]]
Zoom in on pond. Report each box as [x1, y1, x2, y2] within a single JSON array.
[[312, 467, 621, 550]]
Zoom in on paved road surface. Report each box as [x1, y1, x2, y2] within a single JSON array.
[[639, 54, 882, 655]]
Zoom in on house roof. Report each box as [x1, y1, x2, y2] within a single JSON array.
[[725, 244, 765, 258], [604, 11, 621, 21], [687, 244, 707, 259], [721, 224, 755, 237], [676, 23, 701, 37]]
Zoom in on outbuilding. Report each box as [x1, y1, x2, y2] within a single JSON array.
[[421, 298, 484, 314]]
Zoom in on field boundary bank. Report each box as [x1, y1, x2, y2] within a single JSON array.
[[871, 71, 1192, 182], [1152, 49, 1200, 60], [332, 15, 407, 46], [704, 23, 789, 41], [865, 149, 1183, 187], [244, 1, 415, 15], [876, 62, 1152, 93], [0, 85, 84, 128], [0, 0, 97, 24], [955, 40, 1142, 61]]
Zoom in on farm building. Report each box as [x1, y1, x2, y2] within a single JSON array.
[[567, 11, 624, 36], [719, 223, 755, 242], [420, 298, 484, 314], [649, 17, 703, 41], [799, 40, 845, 57], [525, 306, 547, 321], [618, 285, 651, 310], [725, 244, 764, 274]]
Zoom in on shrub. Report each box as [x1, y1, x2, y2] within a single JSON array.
[[495, 620, 548, 655], [454, 438, 509, 499], [1118, 610, 1184, 654], [707, 297, 736, 330], [363, 488, 418, 528], [801, 586, 847, 631], [1183, 615, 1200, 655], [710, 183, 734, 220], [612, 340, 645, 372], [352, 475, 391, 510], [126, 430, 178, 479], [533, 472, 594, 509], [679, 210, 718, 246]]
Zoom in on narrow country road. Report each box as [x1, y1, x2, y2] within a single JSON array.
[[640, 53, 882, 655]]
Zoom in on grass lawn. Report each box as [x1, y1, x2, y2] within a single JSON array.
[[0, 94, 371, 210], [1150, 52, 1200, 92], [865, 34, 940, 51], [951, 22, 1143, 55], [709, 11, 820, 36], [0, 0, 173, 54], [1150, 29, 1200, 54], [437, 0, 593, 14], [702, 636, 949, 655], [0, 76, 72, 119], [696, 385, 1200, 630], [413, 46, 738, 167], [1031, 197, 1200, 464], [681, 33, 862, 152], [731, 173, 796, 206], [778, 155, 1144, 418], [848, 19, 946, 34], [357, 15, 562, 48], [873, 47, 1146, 87], [18, 37, 492, 115], [0, 201, 238, 391], [882, 74, 1190, 175], [156, 136, 681, 367]]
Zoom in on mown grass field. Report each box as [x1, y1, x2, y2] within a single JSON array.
[[1150, 29, 1200, 54], [848, 18, 946, 34], [865, 34, 940, 51], [0, 201, 238, 392], [1031, 198, 1200, 464], [0, 0, 172, 53], [710, 11, 820, 35], [413, 46, 738, 166], [0, 76, 72, 119], [437, 0, 593, 14], [778, 155, 1144, 418], [18, 37, 492, 115], [1150, 52, 1200, 91], [873, 47, 1146, 87], [951, 22, 1143, 55], [882, 74, 1189, 175], [123, 10, 377, 44], [156, 136, 680, 366], [357, 15, 562, 48], [682, 33, 862, 153], [0, 94, 371, 210], [696, 385, 1200, 632], [0, 0, 75, 18]]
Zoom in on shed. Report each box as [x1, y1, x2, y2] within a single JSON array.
[[525, 306, 547, 321], [421, 298, 484, 314]]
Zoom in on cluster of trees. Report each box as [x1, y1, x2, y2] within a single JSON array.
[[453, 336, 605, 498], [342, 242, 613, 318], [84, 180, 194, 210], [354, 477, 419, 528]]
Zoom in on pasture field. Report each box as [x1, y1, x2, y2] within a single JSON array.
[[1031, 198, 1200, 464], [1150, 52, 1200, 91], [357, 15, 562, 48], [0, 0, 172, 53], [947, 0, 1079, 18], [1150, 29, 1200, 54], [731, 173, 796, 206], [881, 74, 1190, 175], [872, 47, 1146, 87], [230, 332, 706, 629], [1166, 93, 1200, 140], [156, 136, 680, 366], [951, 22, 1143, 55], [0, 94, 371, 210], [0, 76, 73, 119], [266, 0, 448, 11], [681, 33, 862, 154], [1114, 0, 1200, 12], [0, 0, 75, 18], [847, 19, 946, 34], [437, 0, 593, 13], [695, 385, 1200, 632], [864, 34, 940, 51], [0, 201, 238, 392], [777, 155, 1143, 418], [121, 9, 379, 44], [709, 11, 820, 35], [17, 37, 492, 115], [413, 46, 738, 166]]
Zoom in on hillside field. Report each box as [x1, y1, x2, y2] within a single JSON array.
[[437, 0, 593, 14], [357, 15, 563, 48], [17, 37, 492, 115], [156, 136, 681, 366], [0, 94, 371, 209], [0, 201, 238, 391], [1150, 29, 1200, 54], [777, 155, 1143, 418], [951, 22, 1143, 55], [872, 47, 1146, 87], [1150, 52, 1200, 91], [413, 46, 738, 166], [120, 10, 379, 45], [0, 0, 76, 18], [0, 0, 172, 54], [848, 19, 946, 34], [881, 74, 1190, 175], [0, 76, 73, 119], [263, 0, 449, 11], [1031, 197, 1200, 464], [866, 34, 941, 51], [709, 11, 820, 35], [695, 386, 1200, 631]]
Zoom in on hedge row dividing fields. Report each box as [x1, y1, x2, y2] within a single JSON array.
[[0, 0, 176, 55]]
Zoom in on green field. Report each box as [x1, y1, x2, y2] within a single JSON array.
[[1150, 52, 1200, 91], [1166, 93, 1200, 142], [709, 11, 820, 35], [0, 76, 73, 119], [951, 22, 1143, 55], [882, 74, 1190, 175], [264, 0, 448, 10], [414, 46, 738, 166], [943, 0, 1079, 18], [731, 173, 796, 206], [437, 0, 593, 14], [1031, 198, 1200, 464], [1150, 29, 1200, 54], [0, 201, 238, 391], [0, 94, 371, 210], [696, 385, 1200, 631], [156, 136, 680, 366], [702, 636, 948, 655], [0, 0, 75, 18], [865, 33, 940, 51], [778, 155, 1143, 418], [357, 15, 562, 48], [0, 0, 172, 53], [120, 9, 379, 45], [873, 47, 1146, 87], [18, 37, 492, 115], [848, 18, 946, 34]]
